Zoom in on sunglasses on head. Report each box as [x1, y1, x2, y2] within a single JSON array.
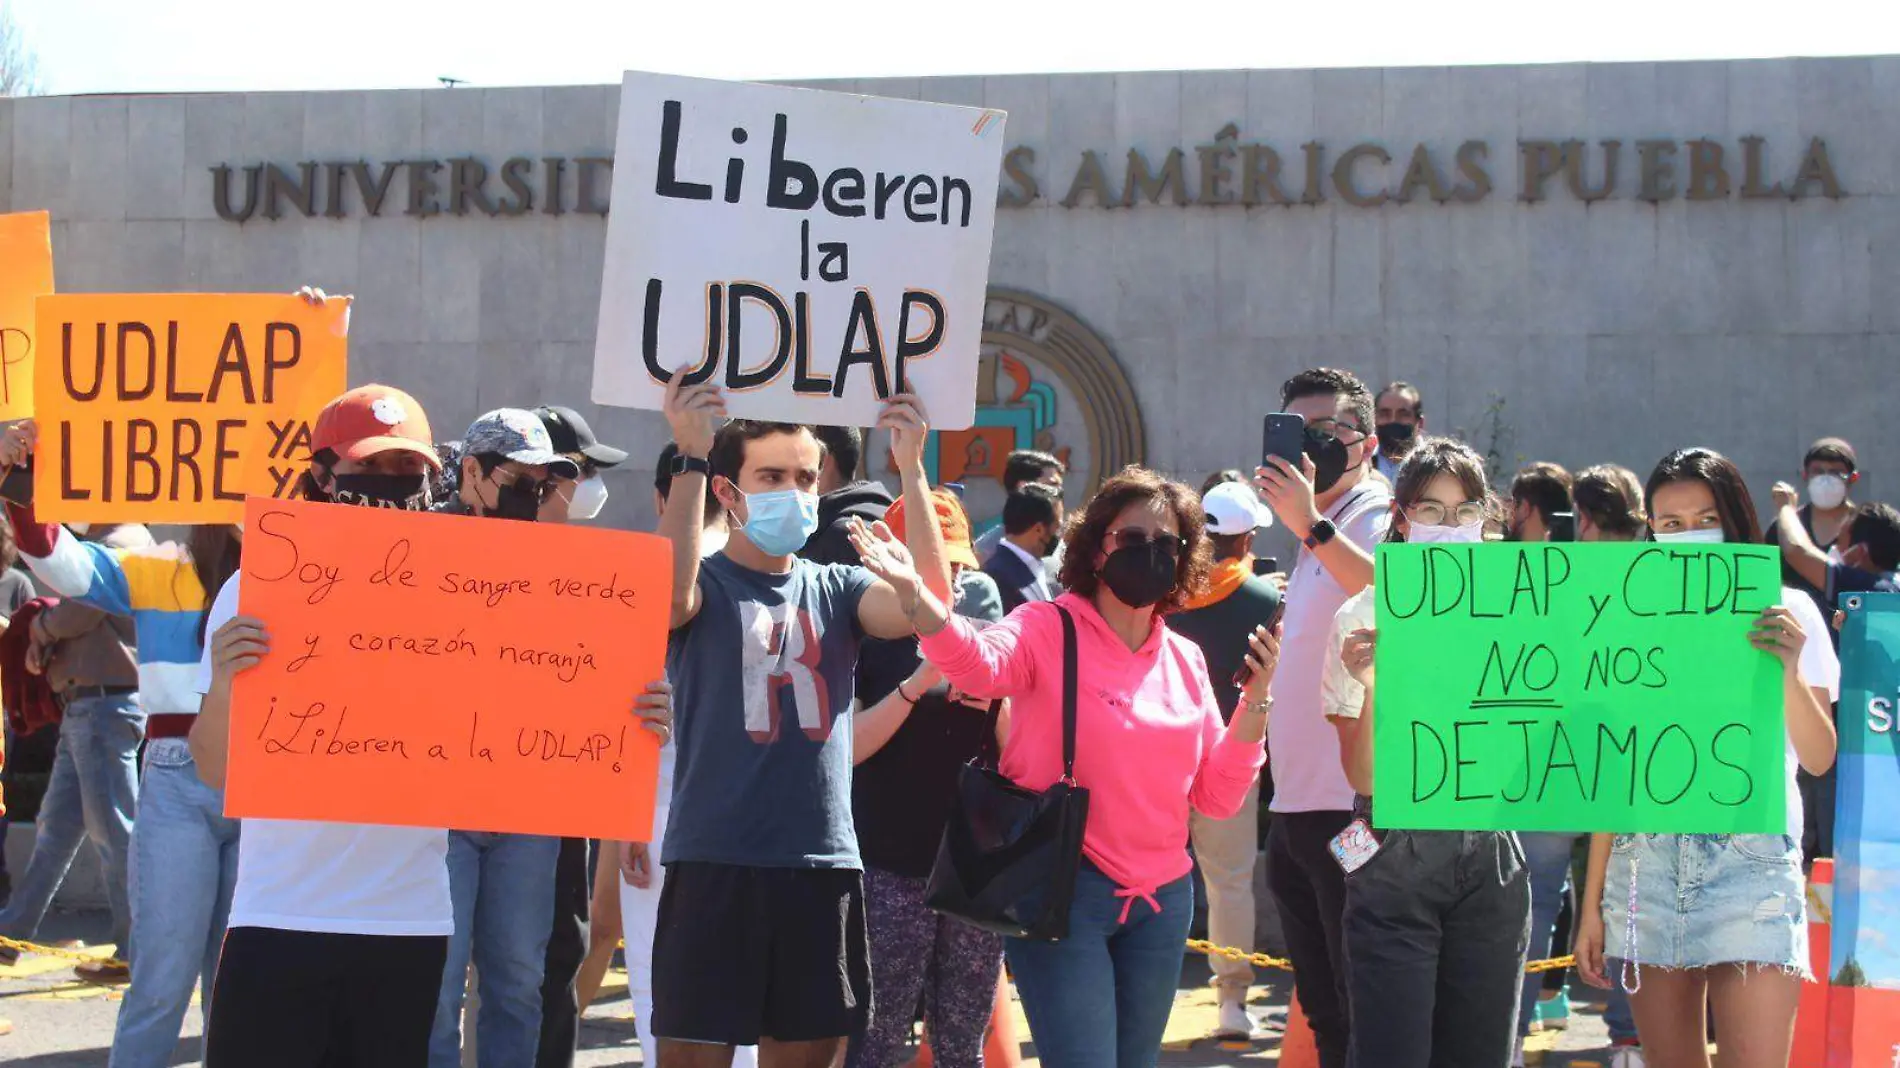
[[1107, 527, 1185, 555]]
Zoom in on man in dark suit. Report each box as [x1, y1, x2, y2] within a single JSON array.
[[981, 483, 1062, 614]]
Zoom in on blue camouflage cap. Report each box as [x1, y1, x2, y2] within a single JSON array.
[[460, 409, 581, 479]]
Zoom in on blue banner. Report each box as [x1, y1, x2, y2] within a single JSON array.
[[1832, 592, 1900, 991]]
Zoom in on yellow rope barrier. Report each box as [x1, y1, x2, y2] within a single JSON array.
[[0, 935, 128, 970], [1186, 938, 1575, 975]]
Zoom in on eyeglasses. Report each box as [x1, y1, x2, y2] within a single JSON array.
[[1404, 500, 1488, 528], [1302, 420, 1367, 447], [1106, 527, 1186, 555], [506, 477, 564, 504]]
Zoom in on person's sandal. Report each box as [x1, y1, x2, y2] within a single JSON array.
[[75, 960, 130, 984]]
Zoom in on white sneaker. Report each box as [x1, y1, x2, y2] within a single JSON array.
[[1608, 1046, 1646, 1068], [1214, 1000, 1255, 1039]]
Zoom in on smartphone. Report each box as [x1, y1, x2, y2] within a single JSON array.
[[0, 460, 31, 506], [1252, 555, 1279, 577], [1262, 413, 1306, 471], [1548, 511, 1576, 543], [1231, 601, 1289, 688]]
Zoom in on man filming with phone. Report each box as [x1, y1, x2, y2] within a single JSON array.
[[1250, 368, 1391, 1068], [1170, 480, 1284, 1039]]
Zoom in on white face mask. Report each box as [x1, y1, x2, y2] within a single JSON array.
[[1653, 528, 1725, 545], [566, 476, 608, 521], [1407, 519, 1487, 544], [1807, 474, 1850, 510]]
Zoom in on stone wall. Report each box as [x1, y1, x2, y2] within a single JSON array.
[[4, 56, 1898, 541]]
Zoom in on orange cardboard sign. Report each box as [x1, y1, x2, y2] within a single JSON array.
[[0, 211, 54, 419], [225, 496, 670, 840], [33, 293, 348, 524]]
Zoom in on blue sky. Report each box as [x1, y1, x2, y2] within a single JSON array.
[[11, 0, 1900, 96]]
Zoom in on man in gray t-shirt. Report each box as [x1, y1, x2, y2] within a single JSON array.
[[649, 375, 952, 1064]]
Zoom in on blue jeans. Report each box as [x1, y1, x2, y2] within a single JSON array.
[[1519, 832, 1636, 1042], [0, 693, 142, 955], [110, 740, 240, 1068], [1005, 863, 1193, 1068], [429, 831, 560, 1068]]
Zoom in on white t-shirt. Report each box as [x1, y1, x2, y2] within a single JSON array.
[[1321, 587, 1378, 722], [199, 573, 452, 936], [1782, 586, 1839, 840], [1268, 479, 1392, 813]]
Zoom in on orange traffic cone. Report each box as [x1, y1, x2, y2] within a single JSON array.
[[1279, 991, 1320, 1068]]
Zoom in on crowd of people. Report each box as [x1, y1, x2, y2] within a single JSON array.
[[0, 287, 1887, 1068]]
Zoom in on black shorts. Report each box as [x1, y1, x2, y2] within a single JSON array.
[[651, 862, 872, 1045]]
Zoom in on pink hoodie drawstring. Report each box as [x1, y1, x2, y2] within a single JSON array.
[[1114, 885, 1163, 924]]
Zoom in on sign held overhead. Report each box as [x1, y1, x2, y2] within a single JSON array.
[[592, 72, 1007, 430]]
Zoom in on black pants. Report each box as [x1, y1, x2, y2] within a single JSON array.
[[205, 927, 447, 1068], [1267, 810, 1353, 1068], [535, 837, 593, 1068], [1341, 831, 1531, 1068]]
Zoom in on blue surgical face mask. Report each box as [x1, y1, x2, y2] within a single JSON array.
[[1653, 528, 1725, 545], [739, 488, 820, 557]]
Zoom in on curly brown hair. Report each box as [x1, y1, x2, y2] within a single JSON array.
[[1057, 465, 1213, 615]]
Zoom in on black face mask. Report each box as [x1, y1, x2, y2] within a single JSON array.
[[1099, 542, 1178, 609], [1304, 430, 1352, 495], [330, 473, 429, 511], [1375, 422, 1416, 454], [480, 478, 544, 522]]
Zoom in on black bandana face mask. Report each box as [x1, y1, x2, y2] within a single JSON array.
[[1304, 430, 1352, 495], [1099, 541, 1178, 609], [1375, 422, 1416, 454], [480, 477, 545, 522], [330, 473, 429, 511]]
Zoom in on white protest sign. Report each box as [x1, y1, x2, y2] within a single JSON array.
[[592, 72, 1007, 431]]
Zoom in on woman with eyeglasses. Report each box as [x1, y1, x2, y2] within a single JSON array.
[[855, 466, 1274, 1068], [1324, 438, 1534, 1068], [1574, 448, 1837, 1068]]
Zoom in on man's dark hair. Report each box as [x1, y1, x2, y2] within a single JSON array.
[[1209, 532, 1251, 562], [655, 443, 725, 524], [1201, 469, 1246, 496], [1849, 503, 1900, 573], [708, 420, 823, 484], [1003, 450, 1066, 493], [1511, 462, 1574, 522], [1804, 437, 1858, 474], [1002, 482, 1062, 536], [812, 426, 864, 481], [1280, 367, 1374, 433], [1377, 381, 1423, 418]]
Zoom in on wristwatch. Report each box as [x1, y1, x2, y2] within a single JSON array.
[[668, 453, 711, 479], [1303, 518, 1337, 550]]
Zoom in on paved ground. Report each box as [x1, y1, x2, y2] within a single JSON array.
[[0, 908, 1625, 1066]]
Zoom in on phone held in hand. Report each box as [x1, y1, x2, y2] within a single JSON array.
[[1262, 413, 1305, 471], [1252, 555, 1279, 577], [1548, 511, 1576, 542], [1230, 601, 1288, 688]]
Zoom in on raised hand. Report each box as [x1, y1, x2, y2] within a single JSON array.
[[1255, 455, 1321, 540], [846, 517, 920, 592], [0, 419, 37, 470], [1341, 627, 1377, 686], [632, 679, 674, 746], [663, 373, 726, 459], [1239, 623, 1282, 707], [878, 393, 932, 473], [210, 616, 271, 687], [1770, 481, 1800, 511], [1748, 605, 1807, 669]]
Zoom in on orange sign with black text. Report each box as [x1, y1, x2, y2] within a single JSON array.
[[225, 497, 671, 840], [33, 293, 347, 524], [0, 211, 54, 419]]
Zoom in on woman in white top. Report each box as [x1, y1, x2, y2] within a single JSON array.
[[1575, 447, 1838, 1068]]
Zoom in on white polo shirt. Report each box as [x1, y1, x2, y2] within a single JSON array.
[[199, 573, 452, 936], [1268, 479, 1392, 814]]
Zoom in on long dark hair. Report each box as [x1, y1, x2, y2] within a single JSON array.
[[1384, 438, 1496, 544], [1644, 447, 1761, 543], [1056, 465, 1212, 615], [189, 525, 243, 648]]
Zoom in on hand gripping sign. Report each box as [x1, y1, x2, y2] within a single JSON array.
[[592, 72, 1007, 430]]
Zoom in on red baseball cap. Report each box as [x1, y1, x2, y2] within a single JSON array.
[[311, 384, 441, 470]]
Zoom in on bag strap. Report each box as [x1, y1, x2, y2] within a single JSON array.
[[1055, 604, 1079, 785], [978, 699, 1005, 767]]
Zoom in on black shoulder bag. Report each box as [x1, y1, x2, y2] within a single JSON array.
[[924, 604, 1089, 941]]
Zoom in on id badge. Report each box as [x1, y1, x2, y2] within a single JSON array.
[[1329, 819, 1381, 875]]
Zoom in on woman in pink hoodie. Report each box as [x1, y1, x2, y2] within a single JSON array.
[[854, 466, 1276, 1068]]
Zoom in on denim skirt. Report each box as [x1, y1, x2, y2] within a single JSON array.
[[1602, 833, 1808, 975]]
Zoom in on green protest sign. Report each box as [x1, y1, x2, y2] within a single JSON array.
[[1371, 542, 1786, 833]]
